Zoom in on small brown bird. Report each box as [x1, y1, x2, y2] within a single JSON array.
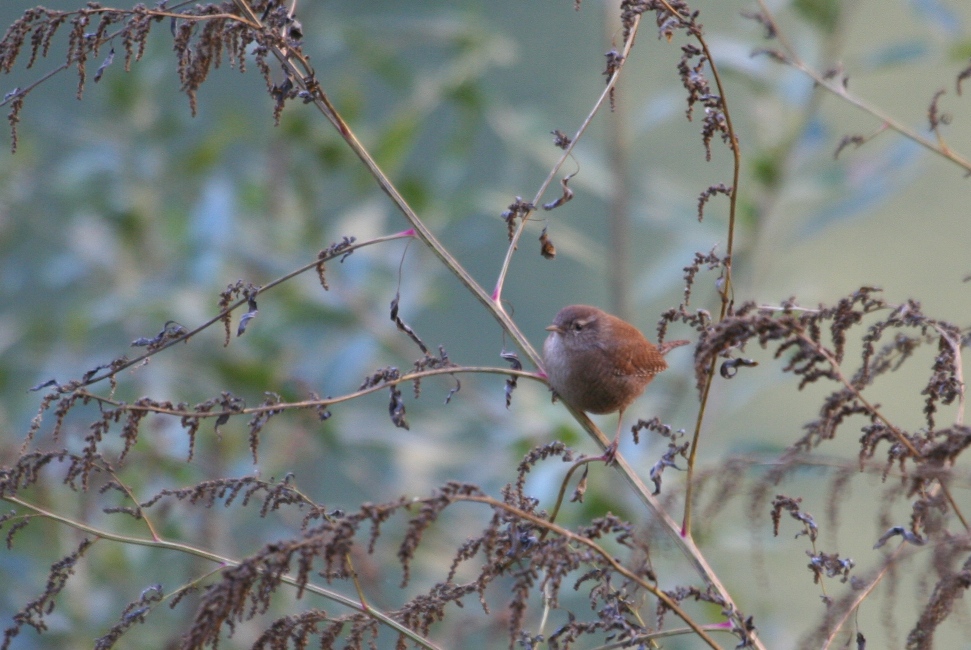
[[543, 304, 687, 461]]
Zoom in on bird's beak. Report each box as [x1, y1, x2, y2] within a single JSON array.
[[545, 325, 560, 333]]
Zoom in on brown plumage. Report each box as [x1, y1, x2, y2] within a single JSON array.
[[543, 304, 686, 460]]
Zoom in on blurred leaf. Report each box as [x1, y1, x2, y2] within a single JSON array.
[[108, 208, 147, 246], [862, 40, 930, 70], [316, 140, 350, 170], [280, 111, 311, 140], [184, 119, 247, 174], [213, 355, 280, 391], [397, 175, 431, 214], [798, 140, 922, 238], [445, 78, 484, 112], [909, 0, 962, 35], [793, 0, 840, 34], [373, 112, 421, 171], [104, 62, 142, 113], [947, 38, 971, 60], [347, 27, 413, 90], [751, 150, 783, 188], [576, 488, 632, 523], [736, 197, 760, 232]]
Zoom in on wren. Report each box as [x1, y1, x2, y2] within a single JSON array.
[[543, 304, 687, 461]]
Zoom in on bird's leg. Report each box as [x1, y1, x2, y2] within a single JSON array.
[[599, 410, 625, 465]]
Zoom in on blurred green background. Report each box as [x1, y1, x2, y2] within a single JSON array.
[[1, 0, 970, 647]]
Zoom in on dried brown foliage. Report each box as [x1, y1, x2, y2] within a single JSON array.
[[0, 1, 303, 151]]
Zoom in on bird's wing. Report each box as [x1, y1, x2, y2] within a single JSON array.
[[598, 322, 668, 377]]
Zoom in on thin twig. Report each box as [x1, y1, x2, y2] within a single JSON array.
[[666, 3, 744, 540], [75, 231, 413, 387], [491, 14, 643, 304], [820, 544, 906, 650], [78, 365, 543, 418], [754, 0, 971, 173], [545, 457, 601, 531], [105, 466, 161, 542]]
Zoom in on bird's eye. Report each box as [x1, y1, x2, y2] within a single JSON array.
[[572, 322, 583, 331]]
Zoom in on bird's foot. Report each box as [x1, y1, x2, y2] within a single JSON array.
[[599, 440, 619, 466]]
